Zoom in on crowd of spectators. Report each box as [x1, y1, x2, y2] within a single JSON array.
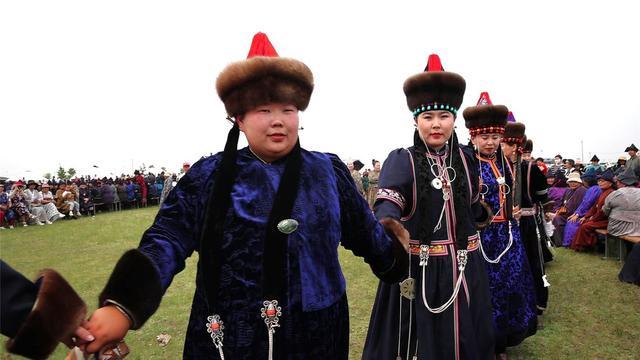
[[0, 162, 191, 229]]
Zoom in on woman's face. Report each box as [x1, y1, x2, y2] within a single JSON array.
[[374, 161, 381, 171], [414, 110, 454, 150], [568, 181, 581, 190], [347, 162, 354, 171], [597, 179, 613, 190], [501, 142, 518, 158], [472, 133, 502, 156], [237, 103, 299, 163], [546, 177, 555, 186]]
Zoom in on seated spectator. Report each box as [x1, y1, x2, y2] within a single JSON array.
[[547, 172, 568, 212], [551, 173, 587, 246], [603, 172, 640, 237], [570, 170, 616, 251], [100, 180, 116, 207], [40, 184, 65, 222], [78, 183, 94, 216], [0, 183, 17, 229], [61, 184, 81, 218], [9, 181, 37, 227], [24, 180, 48, 225], [562, 174, 602, 247]]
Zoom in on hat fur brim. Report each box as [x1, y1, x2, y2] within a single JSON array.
[[216, 56, 314, 117]]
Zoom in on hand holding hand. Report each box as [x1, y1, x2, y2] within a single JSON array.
[[84, 306, 131, 354]]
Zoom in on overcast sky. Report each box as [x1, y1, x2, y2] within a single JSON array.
[[2, 0, 638, 180]]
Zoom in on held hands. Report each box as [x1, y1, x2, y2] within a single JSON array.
[[83, 306, 131, 353], [380, 218, 410, 253], [512, 206, 522, 221]]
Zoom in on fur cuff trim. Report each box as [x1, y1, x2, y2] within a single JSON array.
[[6, 270, 86, 359], [374, 218, 409, 283], [99, 249, 163, 330]]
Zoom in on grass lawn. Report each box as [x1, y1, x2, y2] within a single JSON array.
[[1, 207, 639, 359]]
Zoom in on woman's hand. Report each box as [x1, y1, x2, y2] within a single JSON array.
[[84, 306, 131, 353]]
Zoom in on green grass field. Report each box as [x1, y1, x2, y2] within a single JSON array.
[[1, 207, 639, 359]]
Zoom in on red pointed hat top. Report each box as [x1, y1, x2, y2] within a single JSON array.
[[247, 32, 279, 58], [477, 92, 493, 105], [424, 54, 443, 72], [507, 111, 516, 122]]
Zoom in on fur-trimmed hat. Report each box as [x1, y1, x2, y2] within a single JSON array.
[[463, 92, 508, 136], [216, 32, 314, 117], [523, 138, 533, 153], [502, 112, 526, 145], [403, 54, 466, 118]]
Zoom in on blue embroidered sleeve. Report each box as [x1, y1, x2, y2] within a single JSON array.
[[327, 154, 394, 274], [138, 154, 222, 291], [375, 148, 414, 220]]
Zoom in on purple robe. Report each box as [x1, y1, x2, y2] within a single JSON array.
[[551, 186, 587, 246], [548, 187, 568, 212], [562, 185, 602, 247]]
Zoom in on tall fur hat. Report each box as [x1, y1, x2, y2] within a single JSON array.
[[523, 138, 533, 153], [403, 54, 466, 117], [463, 92, 508, 135], [216, 33, 314, 117], [503, 112, 526, 145]]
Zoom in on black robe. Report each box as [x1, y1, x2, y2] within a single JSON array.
[[363, 146, 495, 360]]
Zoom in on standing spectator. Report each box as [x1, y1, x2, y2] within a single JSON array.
[[40, 184, 64, 222], [563, 159, 577, 177], [348, 160, 365, 196], [522, 139, 533, 161], [133, 170, 147, 206], [9, 181, 37, 227], [548, 154, 563, 177], [24, 180, 49, 225], [100, 180, 116, 209], [367, 160, 381, 209], [536, 157, 548, 176], [585, 155, 604, 174], [612, 156, 627, 176], [159, 174, 176, 207], [570, 170, 616, 251], [176, 162, 191, 182], [623, 143, 639, 178]]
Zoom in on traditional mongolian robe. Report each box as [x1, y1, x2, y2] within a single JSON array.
[[477, 154, 537, 351], [570, 187, 614, 251], [363, 145, 495, 360], [99, 148, 406, 359], [547, 186, 567, 212], [367, 169, 380, 209], [552, 186, 587, 246], [514, 160, 553, 315], [562, 185, 602, 247]]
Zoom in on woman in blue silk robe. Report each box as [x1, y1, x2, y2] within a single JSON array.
[[562, 176, 601, 247], [82, 33, 408, 360]]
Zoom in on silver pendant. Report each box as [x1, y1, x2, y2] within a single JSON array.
[[431, 178, 443, 189], [261, 300, 282, 330], [400, 277, 415, 300], [277, 219, 298, 234], [496, 176, 506, 185], [205, 314, 225, 349]]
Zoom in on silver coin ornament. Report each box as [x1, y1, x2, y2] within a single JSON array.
[[400, 277, 416, 300], [496, 177, 506, 185], [277, 219, 299, 234], [431, 178, 443, 190]]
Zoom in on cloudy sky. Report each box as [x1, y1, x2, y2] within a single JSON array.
[[2, 0, 638, 180]]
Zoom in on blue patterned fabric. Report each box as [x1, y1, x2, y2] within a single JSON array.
[[136, 147, 395, 358], [478, 157, 537, 350], [562, 185, 602, 247]]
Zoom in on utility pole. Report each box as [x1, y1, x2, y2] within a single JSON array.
[[581, 139, 584, 162]]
